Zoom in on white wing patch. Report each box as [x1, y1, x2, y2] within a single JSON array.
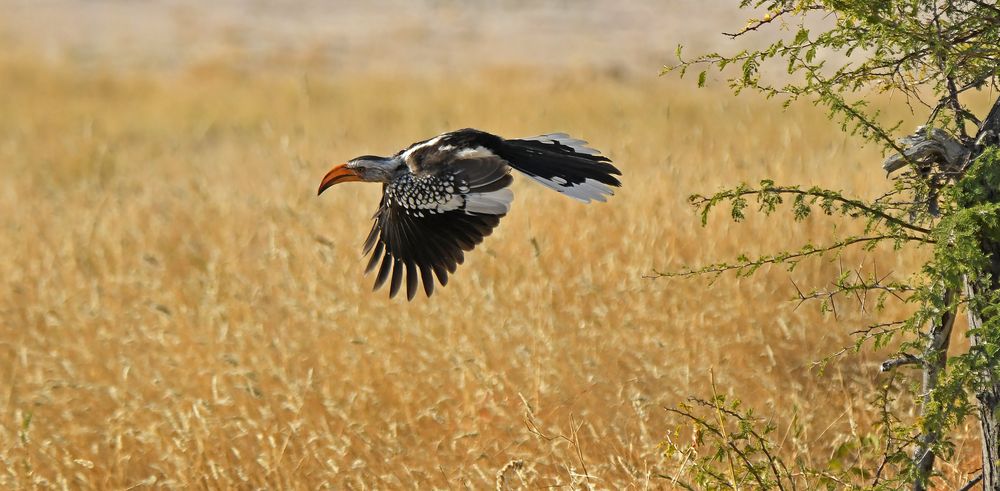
[[523, 133, 602, 156], [399, 135, 445, 162], [464, 188, 514, 215], [454, 146, 496, 159]]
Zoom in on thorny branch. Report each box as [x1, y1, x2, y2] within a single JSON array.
[[689, 186, 933, 235]]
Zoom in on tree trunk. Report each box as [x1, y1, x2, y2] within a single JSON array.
[[912, 289, 958, 491], [966, 262, 1000, 490], [967, 276, 1000, 490], [908, 95, 1000, 491], [964, 95, 1000, 491]]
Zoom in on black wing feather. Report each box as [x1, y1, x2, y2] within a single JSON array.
[[364, 241, 384, 274], [373, 253, 392, 291], [389, 259, 404, 298], [405, 261, 418, 301], [369, 204, 504, 299], [363, 156, 512, 299]]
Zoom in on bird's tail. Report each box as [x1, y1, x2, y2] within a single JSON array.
[[497, 133, 622, 203]]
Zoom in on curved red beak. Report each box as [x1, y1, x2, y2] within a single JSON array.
[[318, 163, 362, 195]]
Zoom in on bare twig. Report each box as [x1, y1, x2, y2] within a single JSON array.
[[957, 473, 983, 491]]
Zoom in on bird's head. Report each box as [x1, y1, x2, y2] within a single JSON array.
[[317, 156, 401, 195]]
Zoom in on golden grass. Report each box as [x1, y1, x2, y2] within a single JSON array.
[[0, 51, 982, 488]]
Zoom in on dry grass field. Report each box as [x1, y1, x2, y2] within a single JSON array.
[[0, 3, 987, 489]]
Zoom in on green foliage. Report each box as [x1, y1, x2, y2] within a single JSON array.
[[665, 0, 1000, 151], [653, 180, 931, 279], [661, 140, 1000, 490], [660, 375, 916, 490], [661, 0, 1000, 488], [661, 394, 801, 490]]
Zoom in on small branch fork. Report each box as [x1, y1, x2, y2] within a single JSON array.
[[722, 5, 826, 39], [790, 261, 912, 317]]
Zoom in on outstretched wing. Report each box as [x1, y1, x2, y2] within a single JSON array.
[[498, 133, 621, 203], [362, 156, 514, 300]]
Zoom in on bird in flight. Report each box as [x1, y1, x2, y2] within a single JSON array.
[[318, 128, 621, 300]]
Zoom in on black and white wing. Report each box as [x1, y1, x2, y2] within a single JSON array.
[[497, 132, 622, 203], [398, 128, 622, 203], [362, 155, 513, 300]]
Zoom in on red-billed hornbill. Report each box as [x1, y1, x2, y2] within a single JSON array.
[[317, 128, 621, 300]]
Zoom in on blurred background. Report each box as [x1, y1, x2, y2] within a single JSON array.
[[5, 0, 739, 75], [0, 1, 980, 489]]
